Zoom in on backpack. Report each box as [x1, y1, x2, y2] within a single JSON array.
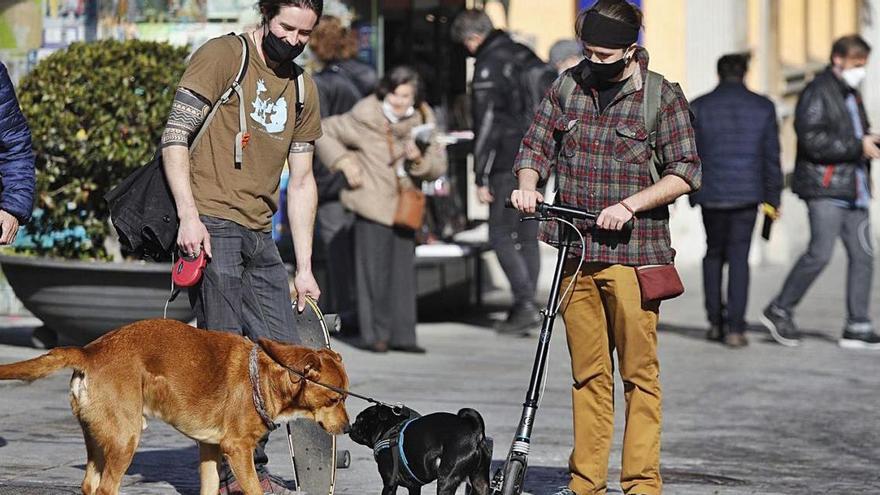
[[557, 69, 664, 183], [105, 34, 306, 260], [508, 48, 558, 126]]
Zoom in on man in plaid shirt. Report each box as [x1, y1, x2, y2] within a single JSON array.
[[511, 1, 700, 494]]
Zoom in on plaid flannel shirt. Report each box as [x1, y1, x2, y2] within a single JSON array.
[[513, 48, 701, 266]]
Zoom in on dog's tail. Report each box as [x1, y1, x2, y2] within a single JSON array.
[[0, 347, 87, 382], [459, 408, 492, 495], [458, 407, 485, 435], [458, 407, 491, 455]]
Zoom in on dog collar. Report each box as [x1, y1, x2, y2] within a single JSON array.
[[249, 345, 279, 431]]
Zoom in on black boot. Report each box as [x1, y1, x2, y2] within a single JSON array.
[[496, 302, 541, 336]]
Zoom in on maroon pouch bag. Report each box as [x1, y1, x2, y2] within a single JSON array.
[[635, 264, 684, 302]]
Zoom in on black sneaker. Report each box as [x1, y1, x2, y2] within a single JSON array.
[[839, 330, 880, 350], [760, 304, 801, 347]]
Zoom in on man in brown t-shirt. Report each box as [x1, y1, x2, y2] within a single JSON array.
[[160, 1, 323, 493]]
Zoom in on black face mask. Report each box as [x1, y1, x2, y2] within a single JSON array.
[[584, 55, 628, 82], [262, 26, 304, 64]]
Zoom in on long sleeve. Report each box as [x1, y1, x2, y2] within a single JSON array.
[[0, 63, 36, 223], [762, 105, 783, 206], [315, 111, 361, 171]]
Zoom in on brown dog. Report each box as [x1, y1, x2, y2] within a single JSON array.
[[0, 318, 350, 495]]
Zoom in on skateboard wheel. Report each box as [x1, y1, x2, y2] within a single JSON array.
[[336, 449, 351, 469]]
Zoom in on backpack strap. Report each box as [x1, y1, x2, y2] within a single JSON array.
[[557, 72, 577, 113], [293, 65, 306, 127], [190, 33, 250, 169], [643, 70, 664, 183]]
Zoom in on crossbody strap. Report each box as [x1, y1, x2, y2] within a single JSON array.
[[190, 33, 250, 167]]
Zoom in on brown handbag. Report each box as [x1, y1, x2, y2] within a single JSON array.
[[386, 123, 426, 231], [635, 264, 685, 302], [393, 184, 426, 231]]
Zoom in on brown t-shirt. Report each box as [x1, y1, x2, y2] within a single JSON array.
[[179, 34, 322, 231]]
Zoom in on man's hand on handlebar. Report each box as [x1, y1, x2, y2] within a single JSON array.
[[510, 189, 544, 214], [597, 202, 634, 231]]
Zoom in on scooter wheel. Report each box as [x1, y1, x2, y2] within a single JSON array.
[[500, 458, 526, 495]]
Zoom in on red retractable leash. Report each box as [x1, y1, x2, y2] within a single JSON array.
[[164, 250, 207, 318], [173, 250, 207, 287]]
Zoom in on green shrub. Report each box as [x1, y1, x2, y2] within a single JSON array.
[[16, 39, 189, 259]]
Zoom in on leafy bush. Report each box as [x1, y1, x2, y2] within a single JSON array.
[[16, 39, 189, 259]]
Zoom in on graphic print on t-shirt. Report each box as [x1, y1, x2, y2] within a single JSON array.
[[250, 79, 288, 133]]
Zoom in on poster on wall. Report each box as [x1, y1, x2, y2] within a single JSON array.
[[42, 0, 87, 48]]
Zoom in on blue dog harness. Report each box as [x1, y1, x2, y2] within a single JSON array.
[[373, 418, 428, 486]]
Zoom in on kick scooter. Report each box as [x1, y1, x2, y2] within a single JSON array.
[[490, 200, 631, 495]]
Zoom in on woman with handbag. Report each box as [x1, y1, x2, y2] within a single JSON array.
[[316, 66, 447, 353]]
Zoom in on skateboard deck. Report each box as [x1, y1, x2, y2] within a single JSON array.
[[288, 296, 337, 494]]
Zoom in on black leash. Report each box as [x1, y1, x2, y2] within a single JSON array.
[[283, 364, 406, 415]]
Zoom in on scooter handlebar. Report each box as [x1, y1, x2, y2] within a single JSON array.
[[505, 199, 634, 234]]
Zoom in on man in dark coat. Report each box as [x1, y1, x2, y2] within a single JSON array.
[[690, 53, 783, 347], [761, 35, 880, 350], [0, 62, 36, 243], [451, 9, 549, 335]]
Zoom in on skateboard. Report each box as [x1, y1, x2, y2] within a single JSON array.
[[287, 295, 339, 494]]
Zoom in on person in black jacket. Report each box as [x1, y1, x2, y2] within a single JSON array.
[[0, 63, 36, 244], [451, 9, 545, 335], [761, 35, 880, 350], [690, 54, 782, 348]]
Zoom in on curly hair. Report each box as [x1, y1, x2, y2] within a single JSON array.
[[310, 16, 353, 62]]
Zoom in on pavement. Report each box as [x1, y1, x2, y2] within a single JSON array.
[[0, 199, 879, 494]]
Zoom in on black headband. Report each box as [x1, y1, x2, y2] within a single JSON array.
[[579, 10, 639, 48]]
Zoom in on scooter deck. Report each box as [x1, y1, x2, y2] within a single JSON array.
[[288, 296, 336, 494]]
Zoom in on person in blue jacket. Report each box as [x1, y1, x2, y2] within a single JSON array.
[[690, 53, 783, 348], [0, 62, 36, 244]]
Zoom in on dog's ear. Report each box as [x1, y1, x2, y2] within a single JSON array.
[[301, 351, 322, 379], [318, 348, 343, 362], [257, 339, 321, 377]]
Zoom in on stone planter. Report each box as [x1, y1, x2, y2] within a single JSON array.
[[0, 254, 193, 345]]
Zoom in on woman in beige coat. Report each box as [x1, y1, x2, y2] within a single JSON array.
[[316, 66, 447, 353]]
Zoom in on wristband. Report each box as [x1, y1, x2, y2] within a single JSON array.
[[619, 201, 635, 215]]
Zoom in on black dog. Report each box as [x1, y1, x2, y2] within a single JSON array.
[[349, 404, 492, 495]]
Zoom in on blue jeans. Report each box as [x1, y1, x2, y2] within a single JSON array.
[[188, 215, 300, 481]]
